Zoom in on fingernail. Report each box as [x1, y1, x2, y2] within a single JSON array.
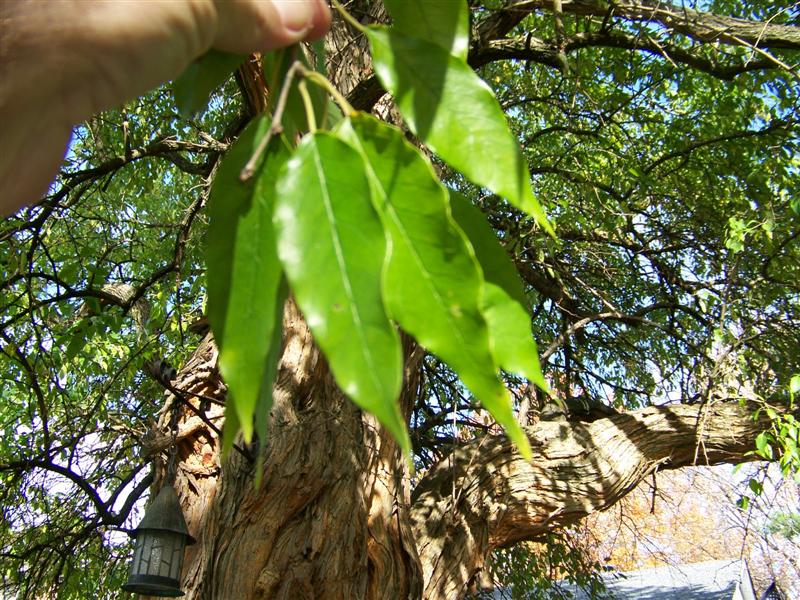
[[273, 0, 315, 37]]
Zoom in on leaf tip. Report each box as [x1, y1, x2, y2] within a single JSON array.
[[512, 424, 533, 462]]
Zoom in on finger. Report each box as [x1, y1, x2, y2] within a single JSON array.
[[212, 0, 331, 54]]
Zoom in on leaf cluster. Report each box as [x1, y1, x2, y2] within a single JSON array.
[[202, 0, 552, 463]]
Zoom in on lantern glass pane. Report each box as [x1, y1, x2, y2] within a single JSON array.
[[139, 531, 185, 578], [128, 530, 186, 579]]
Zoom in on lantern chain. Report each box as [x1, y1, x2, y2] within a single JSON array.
[[166, 397, 180, 484]]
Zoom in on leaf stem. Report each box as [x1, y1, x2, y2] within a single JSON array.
[[330, 0, 365, 33], [297, 79, 317, 132], [240, 60, 303, 182], [302, 70, 355, 116]]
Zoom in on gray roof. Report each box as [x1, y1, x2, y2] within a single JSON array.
[[577, 559, 752, 600], [489, 559, 755, 600]]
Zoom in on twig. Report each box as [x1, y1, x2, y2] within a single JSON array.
[[168, 387, 253, 462], [240, 59, 304, 181], [303, 69, 356, 115], [728, 32, 796, 74]]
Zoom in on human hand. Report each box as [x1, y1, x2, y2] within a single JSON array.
[[0, 0, 331, 214]]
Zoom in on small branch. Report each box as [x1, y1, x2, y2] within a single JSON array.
[[240, 59, 304, 181], [0, 330, 50, 454], [110, 471, 154, 526], [60, 136, 224, 183], [1, 458, 108, 523], [643, 119, 793, 174], [303, 70, 356, 115], [161, 381, 253, 462], [552, 0, 569, 73], [540, 307, 669, 361]]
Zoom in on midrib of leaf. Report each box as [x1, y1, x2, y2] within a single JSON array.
[[310, 144, 384, 395], [357, 143, 476, 356], [388, 208, 474, 352]]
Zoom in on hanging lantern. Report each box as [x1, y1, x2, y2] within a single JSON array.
[[122, 484, 195, 597]]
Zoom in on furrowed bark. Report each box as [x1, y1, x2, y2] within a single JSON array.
[[165, 301, 421, 600], [163, 323, 778, 600]]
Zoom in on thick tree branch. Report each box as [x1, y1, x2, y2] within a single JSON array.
[[411, 401, 777, 600], [476, 0, 800, 50], [472, 31, 779, 78]]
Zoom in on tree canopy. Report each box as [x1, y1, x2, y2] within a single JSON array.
[[0, 1, 798, 599]]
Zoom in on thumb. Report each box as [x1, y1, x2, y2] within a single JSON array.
[[212, 0, 331, 54]]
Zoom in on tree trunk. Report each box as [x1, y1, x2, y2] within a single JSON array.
[[162, 300, 422, 600], [158, 301, 773, 600], [411, 402, 773, 599]]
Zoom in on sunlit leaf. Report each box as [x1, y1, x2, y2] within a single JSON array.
[[273, 132, 408, 455], [383, 0, 470, 60], [337, 114, 531, 459], [206, 117, 289, 442], [366, 27, 553, 236], [449, 192, 548, 392], [790, 374, 800, 402]]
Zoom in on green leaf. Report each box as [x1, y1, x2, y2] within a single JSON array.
[[755, 431, 772, 459], [273, 132, 408, 455], [206, 117, 289, 442], [255, 275, 288, 441], [253, 276, 288, 486], [449, 192, 548, 392], [366, 27, 553, 236], [338, 114, 531, 459], [63, 321, 88, 362], [448, 192, 527, 306], [383, 0, 470, 60], [482, 284, 548, 392], [173, 49, 245, 118], [221, 396, 242, 460]]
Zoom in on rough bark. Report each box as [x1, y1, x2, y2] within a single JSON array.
[[161, 321, 779, 600], [475, 0, 800, 50], [162, 300, 421, 600]]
